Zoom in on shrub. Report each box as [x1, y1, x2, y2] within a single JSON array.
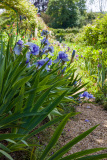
[[82, 14, 107, 47], [83, 25, 99, 45]]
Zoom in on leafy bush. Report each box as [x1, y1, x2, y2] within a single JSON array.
[[51, 28, 80, 42], [83, 14, 107, 47], [52, 28, 79, 34], [83, 25, 99, 45]]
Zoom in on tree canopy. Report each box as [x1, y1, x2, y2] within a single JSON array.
[[46, 0, 86, 28]]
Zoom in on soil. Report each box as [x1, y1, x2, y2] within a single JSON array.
[[59, 102, 107, 159]]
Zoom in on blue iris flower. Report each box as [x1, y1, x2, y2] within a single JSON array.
[[13, 44, 22, 55], [44, 57, 52, 71], [73, 81, 77, 85], [53, 51, 69, 63], [26, 52, 31, 63], [35, 59, 45, 69], [25, 42, 39, 55], [68, 96, 73, 99], [41, 30, 49, 36], [82, 91, 90, 98], [35, 58, 52, 71], [85, 119, 90, 122], [43, 45, 54, 56], [31, 44, 39, 55], [79, 91, 95, 99], [17, 40, 24, 45], [45, 57, 52, 65], [88, 93, 95, 99], [13, 40, 24, 55], [48, 46, 54, 55], [41, 37, 50, 45], [27, 62, 32, 68]]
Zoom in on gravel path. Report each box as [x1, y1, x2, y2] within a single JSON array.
[[60, 103, 107, 159]]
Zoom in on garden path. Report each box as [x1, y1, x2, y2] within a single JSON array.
[[59, 102, 107, 158]]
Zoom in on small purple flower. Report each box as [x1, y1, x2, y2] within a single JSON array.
[[85, 119, 90, 122], [81, 55, 83, 58], [41, 30, 49, 36], [17, 40, 23, 45], [86, 106, 91, 109], [99, 50, 102, 54], [67, 47, 70, 52], [98, 64, 102, 68], [76, 55, 79, 57], [53, 51, 69, 63]]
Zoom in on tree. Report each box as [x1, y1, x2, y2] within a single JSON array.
[[77, 0, 86, 15], [46, 0, 86, 28]]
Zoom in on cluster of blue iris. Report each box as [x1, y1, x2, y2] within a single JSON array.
[[13, 30, 75, 71], [68, 91, 94, 104], [79, 91, 95, 99]]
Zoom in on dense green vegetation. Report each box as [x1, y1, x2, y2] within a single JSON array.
[[55, 14, 107, 109], [45, 0, 86, 28]]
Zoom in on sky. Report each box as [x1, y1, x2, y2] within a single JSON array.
[[86, 0, 107, 12]]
